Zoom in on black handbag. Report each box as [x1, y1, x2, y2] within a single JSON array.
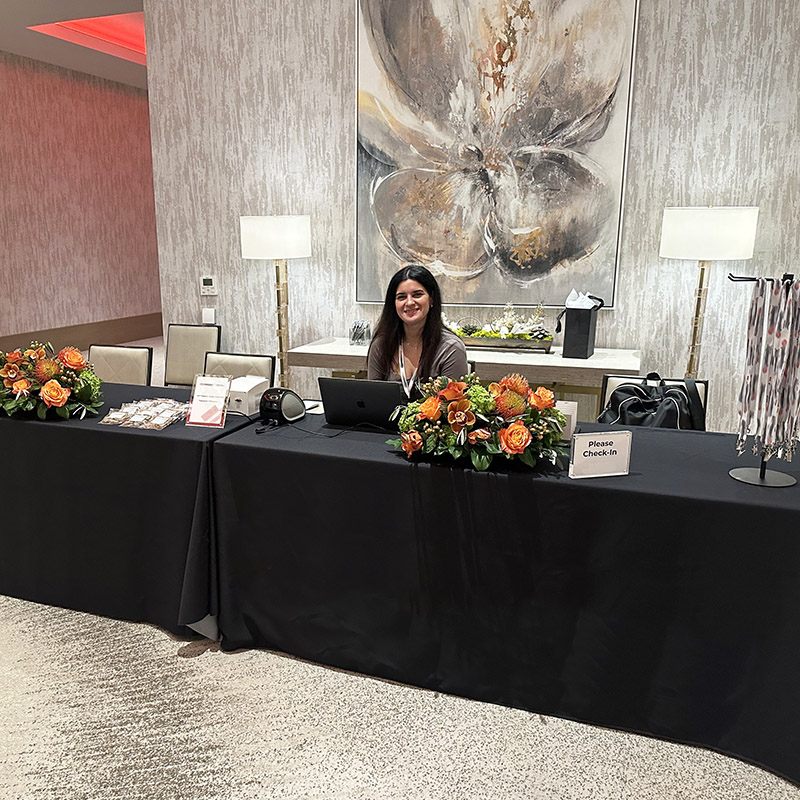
[[597, 372, 706, 431]]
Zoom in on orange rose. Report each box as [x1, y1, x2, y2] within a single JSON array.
[[467, 428, 491, 444], [529, 386, 555, 410], [0, 362, 22, 388], [12, 378, 32, 397], [437, 380, 467, 402], [488, 382, 502, 397], [40, 379, 71, 408], [400, 430, 423, 456], [57, 346, 88, 371], [24, 347, 47, 361], [499, 421, 533, 454], [5, 350, 23, 364], [417, 396, 442, 421], [447, 399, 475, 433]]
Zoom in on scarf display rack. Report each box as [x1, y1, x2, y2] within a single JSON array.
[[728, 272, 798, 487]]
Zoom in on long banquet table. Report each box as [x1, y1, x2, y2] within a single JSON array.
[[0, 383, 252, 636], [212, 417, 800, 785]]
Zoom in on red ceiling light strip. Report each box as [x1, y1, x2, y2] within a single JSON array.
[[28, 12, 146, 66]]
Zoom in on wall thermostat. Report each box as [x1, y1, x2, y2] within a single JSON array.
[[200, 275, 218, 296]]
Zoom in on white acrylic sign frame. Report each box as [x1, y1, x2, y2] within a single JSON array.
[[569, 431, 632, 479], [186, 374, 232, 428], [555, 400, 578, 441]]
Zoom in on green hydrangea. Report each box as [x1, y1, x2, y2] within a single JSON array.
[[73, 369, 102, 404], [398, 402, 421, 433], [441, 426, 458, 448], [465, 383, 495, 416]]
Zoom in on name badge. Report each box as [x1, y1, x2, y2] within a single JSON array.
[[569, 431, 631, 479]]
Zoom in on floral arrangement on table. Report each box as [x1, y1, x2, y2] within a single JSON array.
[[0, 342, 103, 420], [444, 303, 552, 348], [388, 372, 567, 471]]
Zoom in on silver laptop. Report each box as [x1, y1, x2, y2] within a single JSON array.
[[318, 377, 404, 429]]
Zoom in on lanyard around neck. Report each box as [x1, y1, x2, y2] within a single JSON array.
[[398, 344, 418, 398]]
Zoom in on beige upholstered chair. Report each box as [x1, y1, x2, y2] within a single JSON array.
[[204, 352, 276, 385], [164, 323, 221, 386], [88, 345, 153, 386]]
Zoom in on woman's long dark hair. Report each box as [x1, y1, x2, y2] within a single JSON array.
[[370, 264, 444, 380]]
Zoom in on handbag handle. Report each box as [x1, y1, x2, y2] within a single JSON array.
[[555, 295, 605, 333], [643, 371, 664, 386], [683, 378, 706, 430]]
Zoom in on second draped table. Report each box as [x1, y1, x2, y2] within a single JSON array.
[[212, 416, 800, 786]]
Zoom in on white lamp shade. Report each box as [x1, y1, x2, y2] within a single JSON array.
[[659, 206, 759, 261], [240, 215, 312, 260]]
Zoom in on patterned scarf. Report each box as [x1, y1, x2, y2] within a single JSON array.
[[736, 278, 800, 460]]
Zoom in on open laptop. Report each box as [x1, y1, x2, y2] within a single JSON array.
[[318, 377, 405, 430]]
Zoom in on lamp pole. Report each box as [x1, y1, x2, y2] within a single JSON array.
[[275, 258, 290, 387], [686, 259, 710, 379]]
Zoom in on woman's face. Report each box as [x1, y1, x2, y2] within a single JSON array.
[[394, 279, 431, 328]]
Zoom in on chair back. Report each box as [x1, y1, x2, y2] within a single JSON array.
[[204, 352, 275, 385], [88, 344, 153, 386], [164, 323, 221, 386]]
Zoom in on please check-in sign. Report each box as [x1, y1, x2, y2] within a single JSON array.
[[569, 431, 632, 479]]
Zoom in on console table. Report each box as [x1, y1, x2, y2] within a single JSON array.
[[288, 337, 641, 414]]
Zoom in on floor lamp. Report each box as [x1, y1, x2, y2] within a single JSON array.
[[659, 206, 759, 378], [240, 215, 312, 388]]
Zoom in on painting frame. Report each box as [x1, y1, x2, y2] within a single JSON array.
[[355, 0, 640, 308]]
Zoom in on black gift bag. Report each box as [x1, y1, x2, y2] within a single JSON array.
[[555, 295, 604, 359]]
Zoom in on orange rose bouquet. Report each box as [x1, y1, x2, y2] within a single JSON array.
[[388, 372, 567, 471], [0, 341, 103, 420]]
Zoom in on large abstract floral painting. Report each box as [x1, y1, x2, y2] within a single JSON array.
[[357, 0, 639, 306]]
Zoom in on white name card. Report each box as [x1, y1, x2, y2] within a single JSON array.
[[569, 431, 631, 479], [555, 400, 578, 441]]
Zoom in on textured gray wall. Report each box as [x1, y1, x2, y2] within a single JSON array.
[[0, 51, 161, 337], [145, 0, 800, 432]]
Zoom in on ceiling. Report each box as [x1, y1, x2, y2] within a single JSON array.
[[0, 0, 147, 89]]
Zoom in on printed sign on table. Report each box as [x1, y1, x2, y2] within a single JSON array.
[[569, 431, 632, 479], [186, 375, 231, 428]]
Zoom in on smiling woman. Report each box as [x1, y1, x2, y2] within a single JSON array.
[[367, 264, 468, 397]]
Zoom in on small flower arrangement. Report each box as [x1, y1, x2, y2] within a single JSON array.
[[0, 342, 104, 420], [444, 303, 552, 344], [388, 372, 567, 471]]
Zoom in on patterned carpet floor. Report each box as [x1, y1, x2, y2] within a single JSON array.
[[0, 594, 797, 800]]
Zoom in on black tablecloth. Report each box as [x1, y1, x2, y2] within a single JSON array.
[[0, 383, 252, 635], [213, 417, 800, 785]]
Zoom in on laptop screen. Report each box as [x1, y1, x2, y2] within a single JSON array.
[[318, 377, 405, 430]]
